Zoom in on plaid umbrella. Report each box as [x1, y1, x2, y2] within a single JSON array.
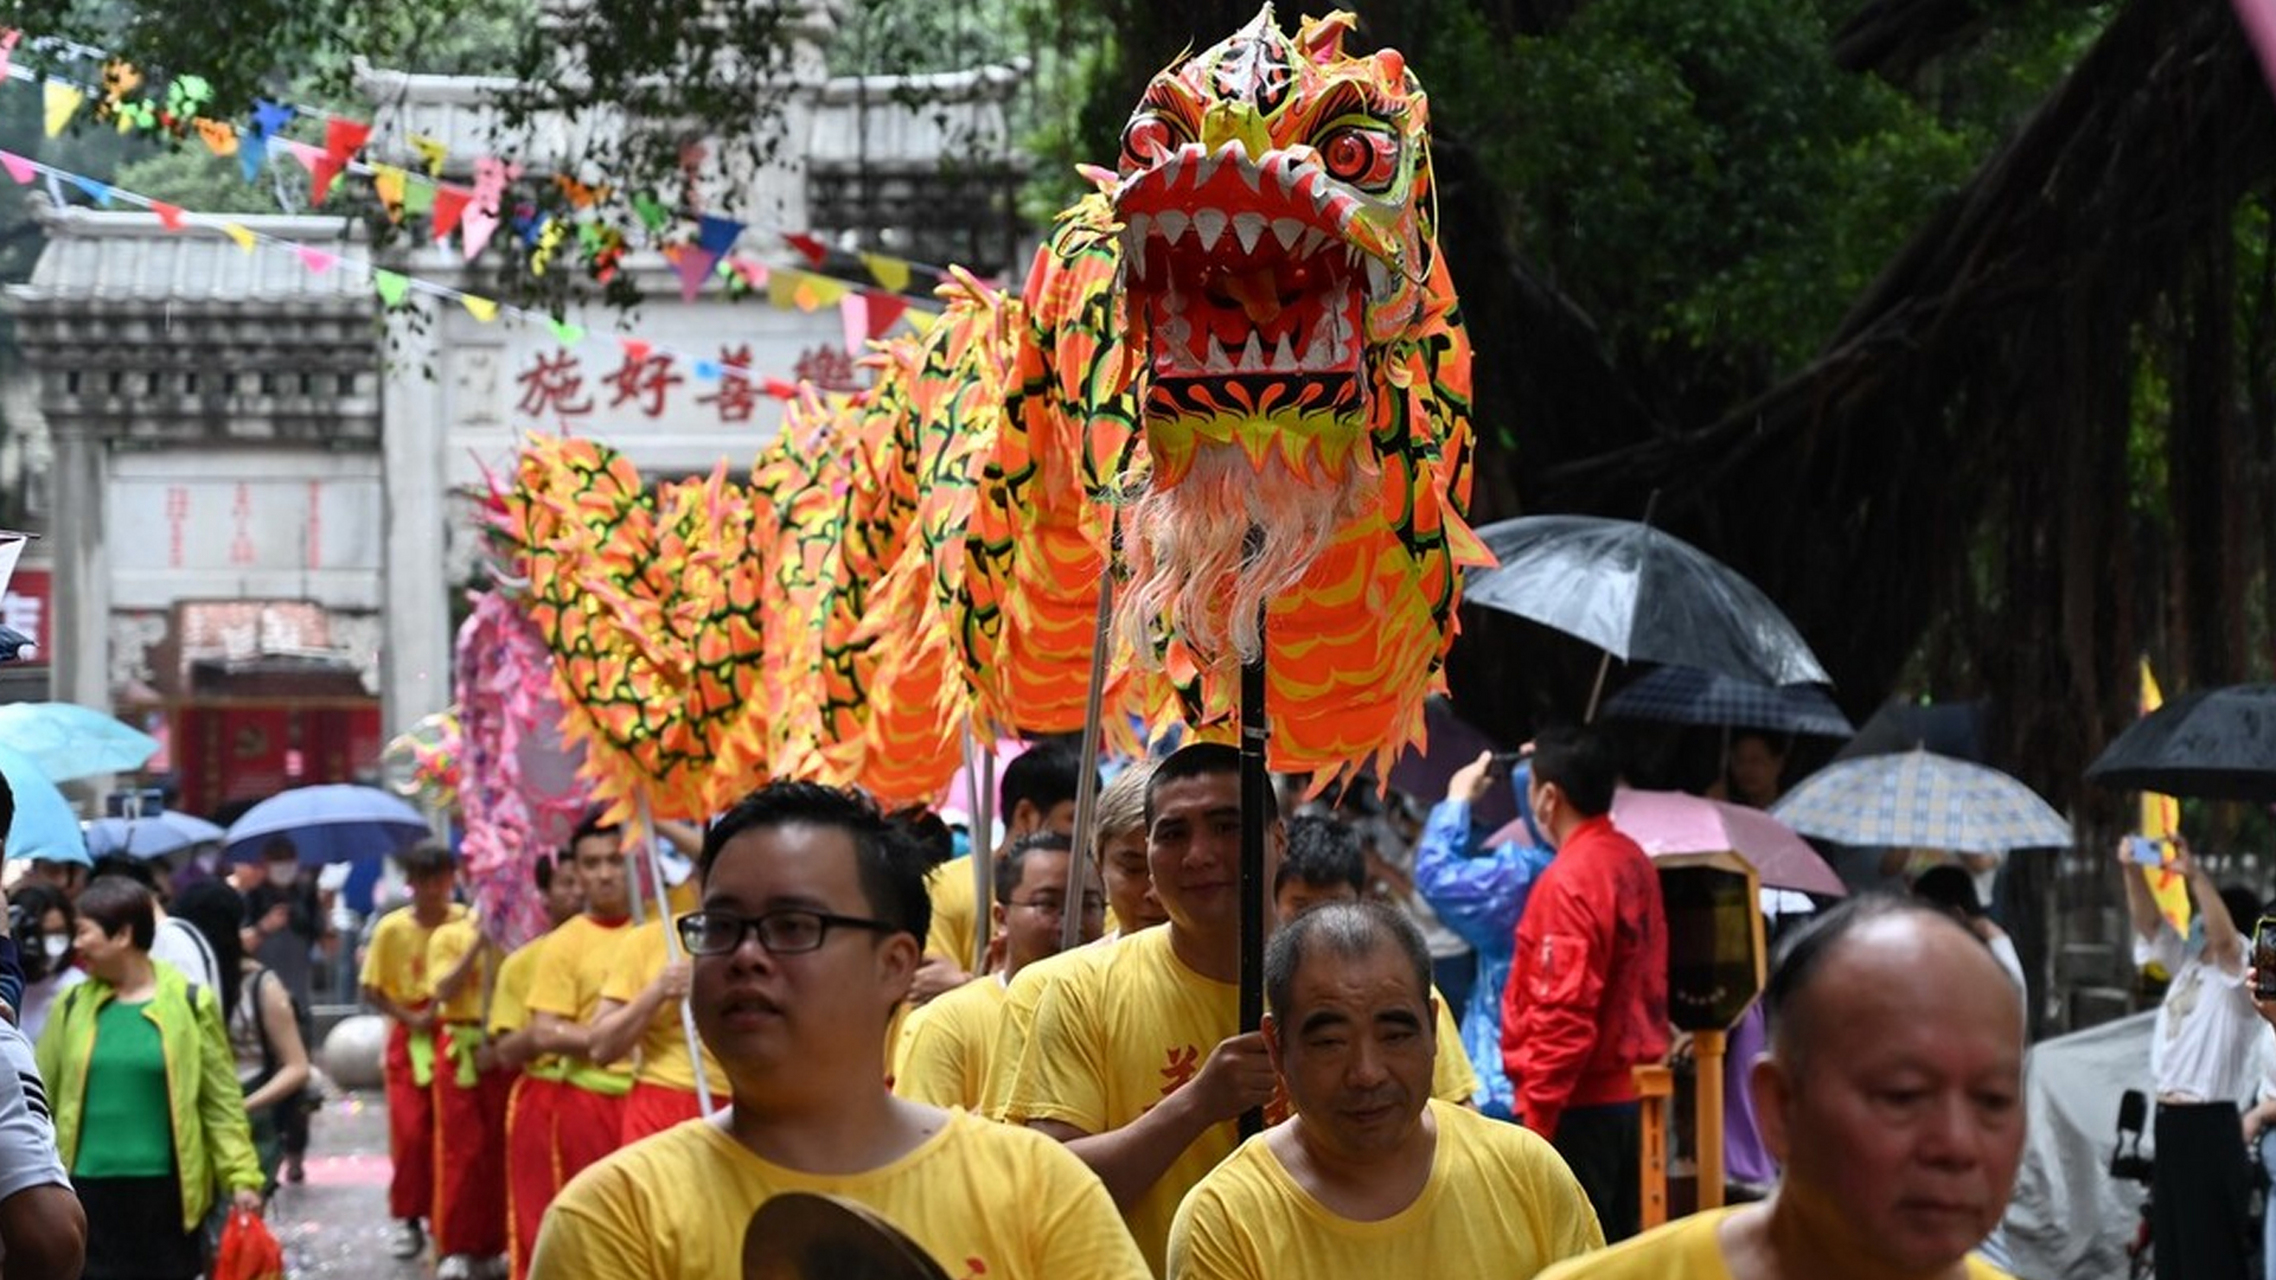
[[1770, 748, 2071, 855], [1602, 666, 1853, 737]]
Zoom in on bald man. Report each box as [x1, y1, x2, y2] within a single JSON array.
[[1541, 895, 2025, 1280]]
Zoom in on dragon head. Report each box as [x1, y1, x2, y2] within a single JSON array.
[[1114, 5, 1433, 487]]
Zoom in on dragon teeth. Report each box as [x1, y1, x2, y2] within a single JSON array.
[[1272, 218, 1304, 251], [1299, 228, 1329, 256], [1158, 210, 1191, 244], [1194, 150, 1225, 187], [1241, 332, 1264, 370], [1193, 209, 1228, 251], [1273, 332, 1296, 367], [1233, 213, 1267, 254], [1274, 161, 1301, 197], [1206, 335, 1233, 373], [1303, 323, 1333, 368]]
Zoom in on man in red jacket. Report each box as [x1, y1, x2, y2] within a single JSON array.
[[1501, 724, 1669, 1242]]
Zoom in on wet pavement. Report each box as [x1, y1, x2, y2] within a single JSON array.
[[266, 1091, 428, 1280]]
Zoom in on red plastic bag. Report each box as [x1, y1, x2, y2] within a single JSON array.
[[214, 1208, 286, 1280]]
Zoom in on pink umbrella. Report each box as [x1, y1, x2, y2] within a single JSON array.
[[1490, 787, 1845, 897]]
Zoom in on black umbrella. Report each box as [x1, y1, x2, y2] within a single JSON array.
[[1602, 665, 1853, 737], [2085, 683, 2276, 803], [1467, 516, 1830, 709]]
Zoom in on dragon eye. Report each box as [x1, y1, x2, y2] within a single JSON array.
[[1319, 126, 1398, 192], [1122, 115, 1182, 167]]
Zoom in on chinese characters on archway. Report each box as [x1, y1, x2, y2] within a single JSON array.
[[513, 343, 865, 425]]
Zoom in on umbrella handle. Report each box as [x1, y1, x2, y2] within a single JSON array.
[[1585, 651, 1615, 723]]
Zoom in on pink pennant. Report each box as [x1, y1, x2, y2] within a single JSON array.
[[0, 30, 20, 83], [284, 139, 323, 175], [666, 244, 720, 302], [839, 292, 868, 356], [459, 156, 521, 261], [0, 151, 35, 185], [726, 256, 770, 288], [151, 201, 185, 231], [460, 207, 501, 261], [295, 245, 337, 274]]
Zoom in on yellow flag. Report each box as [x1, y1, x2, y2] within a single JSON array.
[[860, 251, 912, 293], [372, 165, 408, 220], [43, 83, 84, 138], [2139, 657, 2191, 935], [219, 223, 256, 253], [903, 308, 941, 335], [461, 294, 500, 323]]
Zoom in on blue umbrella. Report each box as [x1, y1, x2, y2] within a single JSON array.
[[0, 702, 159, 781], [1771, 748, 2071, 856], [0, 742, 89, 865], [224, 784, 432, 866], [1603, 666, 1854, 738], [84, 810, 226, 861]]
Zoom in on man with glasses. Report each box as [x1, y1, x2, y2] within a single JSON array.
[[528, 781, 1148, 1279], [895, 832, 1106, 1110]]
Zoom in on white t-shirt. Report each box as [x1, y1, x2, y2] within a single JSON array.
[[17, 969, 85, 1043], [2138, 930, 2264, 1105], [0, 1019, 68, 1203], [151, 913, 221, 994]]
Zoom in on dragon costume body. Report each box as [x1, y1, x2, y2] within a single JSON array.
[[508, 5, 1482, 812]]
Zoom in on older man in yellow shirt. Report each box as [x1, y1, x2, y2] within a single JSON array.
[[1169, 901, 1600, 1278]]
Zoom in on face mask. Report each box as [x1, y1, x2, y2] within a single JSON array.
[[41, 935, 67, 963], [267, 862, 300, 887]]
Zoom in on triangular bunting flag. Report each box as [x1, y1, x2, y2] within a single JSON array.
[[311, 117, 371, 205], [151, 201, 185, 231], [373, 270, 410, 308], [783, 232, 829, 266], [725, 256, 769, 288], [618, 338, 653, 363], [904, 308, 940, 335], [194, 117, 238, 157], [840, 293, 868, 357], [795, 273, 850, 312], [402, 180, 437, 217], [432, 187, 472, 242], [239, 134, 268, 184], [696, 214, 745, 257], [220, 223, 256, 253], [283, 140, 323, 176], [43, 82, 84, 137], [410, 135, 449, 177], [461, 294, 500, 323], [864, 291, 910, 338], [0, 152, 35, 185], [763, 377, 799, 399], [860, 252, 912, 293], [0, 30, 19, 84], [294, 245, 337, 274], [547, 317, 585, 347], [69, 175, 113, 207], [766, 271, 800, 310], [667, 245, 716, 302], [251, 98, 295, 138], [371, 164, 407, 221], [631, 192, 671, 235], [693, 360, 723, 382]]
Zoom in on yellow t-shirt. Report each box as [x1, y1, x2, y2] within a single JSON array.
[[1429, 985, 1479, 1104], [926, 854, 984, 973], [528, 1109, 1151, 1280], [526, 914, 636, 1088], [359, 903, 468, 1008], [423, 918, 492, 1024], [1533, 1206, 2019, 1280], [981, 940, 1114, 1121], [1006, 927, 1476, 1273], [597, 917, 728, 1096], [1167, 1098, 1603, 1279], [488, 937, 545, 1038], [892, 972, 1009, 1110]]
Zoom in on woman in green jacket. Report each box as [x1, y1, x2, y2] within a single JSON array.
[[34, 874, 265, 1280]]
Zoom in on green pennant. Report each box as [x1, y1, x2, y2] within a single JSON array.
[[548, 318, 586, 347], [402, 181, 437, 217], [632, 192, 670, 234], [373, 270, 410, 308]]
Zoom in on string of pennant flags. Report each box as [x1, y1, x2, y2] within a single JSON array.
[[0, 26, 992, 304], [0, 146, 946, 404]]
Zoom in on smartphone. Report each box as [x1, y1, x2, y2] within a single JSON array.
[[1491, 750, 1529, 778], [2126, 835, 2169, 866], [2255, 915, 2276, 1001]]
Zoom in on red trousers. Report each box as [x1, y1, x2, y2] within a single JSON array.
[[430, 1035, 510, 1258], [620, 1080, 707, 1145], [551, 1080, 626, 1190], [505, 1073, 562, 1280], [383, 1020, 436, 1222]]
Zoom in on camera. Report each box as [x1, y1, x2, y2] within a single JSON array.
[[8, 903, 49, 984]]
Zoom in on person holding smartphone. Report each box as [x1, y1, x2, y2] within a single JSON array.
[[2119, 835, 2264, 1280]]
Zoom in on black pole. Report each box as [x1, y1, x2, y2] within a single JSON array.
[[1238, 528, 1269, 1139]]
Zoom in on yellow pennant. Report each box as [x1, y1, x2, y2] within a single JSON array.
[[219, 223, 256, 253], [461, 294, 500, 323], [371, 165, 408, 220], [43, 82, 84, 138], [859, 251, 912, 293], [2138, 657, 2192, 935]]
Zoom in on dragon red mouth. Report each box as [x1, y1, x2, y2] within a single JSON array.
[[1117, 143, 1382, 425]]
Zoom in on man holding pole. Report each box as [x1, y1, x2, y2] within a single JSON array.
[[916, 742, 1092, 1001], [424, 897, 507, 1279], [526, 816, 637, 1183], [488, 853, 583, 1280], [586, 844, 729, 1143], [360, 841, 466, 1261]]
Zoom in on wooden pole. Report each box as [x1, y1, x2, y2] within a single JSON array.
[[1062, 518, 1119, 951], [1237, 529, 1269, 1140], [638, 793, 712, 1119], [1694, 1028, 1727, 1211], [967, 740, 997, 975]]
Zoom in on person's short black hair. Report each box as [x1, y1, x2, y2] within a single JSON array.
[[1000, 741, 1091, 825], [78, 874, 157, 950], [1529, 724, 1619, 817], [1910, 865, 1984, 919], [570, 809, 621, 853], [885, 806, 956, 871], [1764, 892, 1986, 1068], [1264, 900, 1431, 1020], [90, 855, 157, 890], [260, 836, 298, 862], [533, 851, 556, 893], [1275, 815, 1365, 896], [174, 881, 247, 1012], [996, 831, 1074, 906], [398, 839, 456, 880], [2223, 885, 2265, 937], [702, 781, 933, 948], [1145, 742, 1279, 825]]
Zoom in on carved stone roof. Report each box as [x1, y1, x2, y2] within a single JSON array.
[[8, 206, 372, 311]]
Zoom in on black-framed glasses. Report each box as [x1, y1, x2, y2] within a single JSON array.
[[1009, 894, 1108, 919], [676, 909, 898, 957]]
